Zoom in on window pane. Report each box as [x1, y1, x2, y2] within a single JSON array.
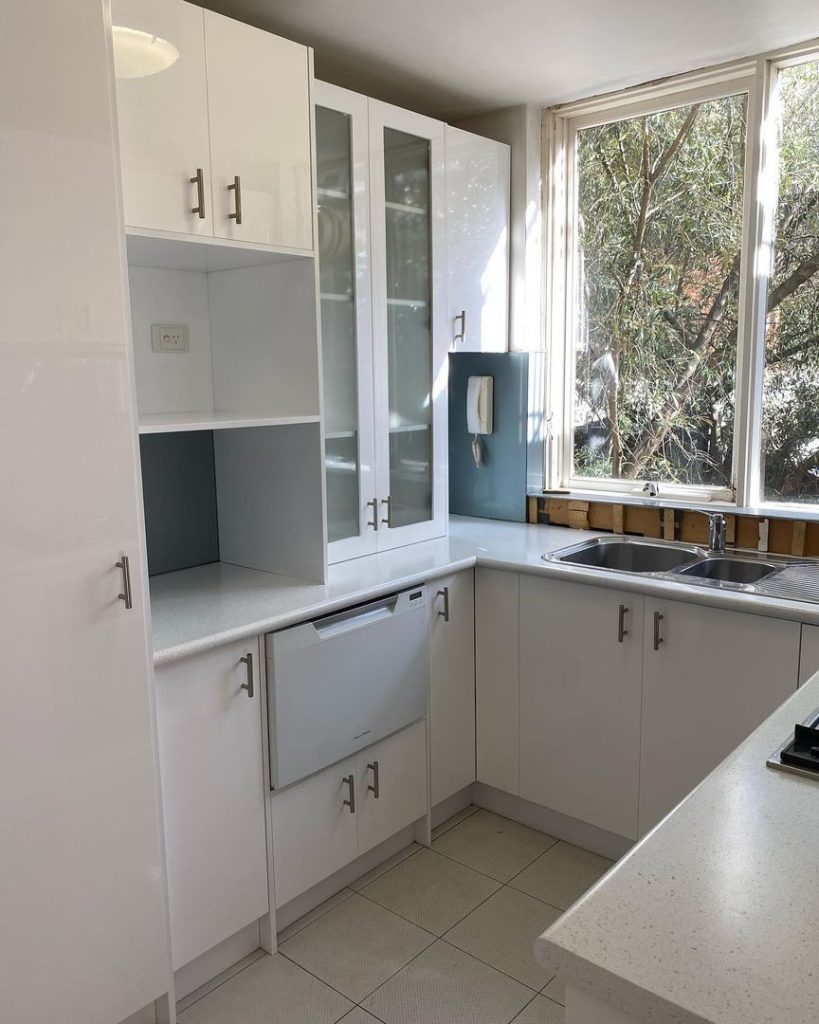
[[761, 61, 819, 503], [573, 95, 747, 488]]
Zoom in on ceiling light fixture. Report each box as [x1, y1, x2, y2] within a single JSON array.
[[112, 26, 179, 79]]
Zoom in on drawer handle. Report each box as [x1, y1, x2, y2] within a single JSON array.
[[190, 167, 206, 219], [453, 309, 466, 344], [437, 587, 450, 622], [367, 760, 380, 798], [228, 174, 243, 224], [366, 497, 379, 532], [240, 652, 254, 698], [617, 604, 628, 643], [116, 554, 133, 610], [653, 611, 664, 651], [342, 774, 356, 813], [381, 495, 392, 528]]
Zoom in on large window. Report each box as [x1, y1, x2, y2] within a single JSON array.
[[548, 51, 819, 507]]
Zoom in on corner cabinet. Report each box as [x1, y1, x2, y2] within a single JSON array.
[[315, 82, 449, 560]]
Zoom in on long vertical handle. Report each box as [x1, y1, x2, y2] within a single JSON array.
[[453, 309, 466, 344], [190, 168, 206, 218], [240, 653, 254, 698], [653, 611, 664, 651], [367, 760, 380, 798], [116, 555, 133, 610], [342, 774, 356, 813], [381, 495, 392, 528], [437, 587, 450, 622], [617, 604, 628, 643], [366, 498, 379, 531], [228, 175, 243, 224]]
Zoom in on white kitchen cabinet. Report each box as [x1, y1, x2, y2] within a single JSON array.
[[270, 755, 359, 908], [155, 640, 269, 968], [204, 10, 313, 249], [799, 623, 819, 684], [315, 82, 449, 559], [475, 568, 520, 795], [639, 600, 800, 834], [113, 0, 313, 250], [445, 126, 510, 352], [271, 722, 428, 907], [519, 576, 644, 839], [429, 572, 476, 806], [357, 720, 428, 853], [2, 2, 171, 1020]]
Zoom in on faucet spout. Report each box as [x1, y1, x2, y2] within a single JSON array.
[[695, 509, 726, 553]]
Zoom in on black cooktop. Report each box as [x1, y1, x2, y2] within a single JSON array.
[[769, 709, 819, 778]]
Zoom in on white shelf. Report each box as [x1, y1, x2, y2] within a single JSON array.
[[317, 187, 350, 200], [389, 423, 430, 434], [320, 292, 354, 302], [385, 201, 427, 216], [125, 227, 315, 273], [325, 429, 358, 440], [387, 298, 428, 308], [138, 412, 321, 434]]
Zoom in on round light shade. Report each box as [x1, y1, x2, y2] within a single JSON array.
[[112, 26, 179, 79]]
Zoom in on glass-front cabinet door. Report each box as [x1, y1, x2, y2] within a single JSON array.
[[315, 83, 377, 561], [369, 100, 447, 550]]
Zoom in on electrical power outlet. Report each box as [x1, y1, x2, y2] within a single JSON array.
[[151, 324, 189, 353]]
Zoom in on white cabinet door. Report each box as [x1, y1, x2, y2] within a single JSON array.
[[640, 601, 800, 835], [2, 2, 170, 1020], [429, 572, 476, 805], [475, 568, 520, 795], [204, 10, 313, 249], [519, 577, 643, 840], [155, 640, 269, 968], [369, 99, 448, 549], [113, 0, 212, 236], [445, 126, 510, 353], [271, 757, 359, 907], [799, 623, 819, 685], [357, 720, 428, 854]]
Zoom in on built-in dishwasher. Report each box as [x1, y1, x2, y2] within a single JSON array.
[[266, 588, 428, 789]]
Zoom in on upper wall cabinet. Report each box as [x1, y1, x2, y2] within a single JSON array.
[[113, 0, 313, 250], [445, 127, 510, 353]]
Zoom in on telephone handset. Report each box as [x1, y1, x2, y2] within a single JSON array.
[[466, 375, 493, 468]]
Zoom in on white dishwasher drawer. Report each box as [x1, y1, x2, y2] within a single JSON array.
[[266, 589, 428, 788]]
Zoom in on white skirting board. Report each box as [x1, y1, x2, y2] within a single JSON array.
[[431, 785, 474, 829], [173, 920, 262, 1001]]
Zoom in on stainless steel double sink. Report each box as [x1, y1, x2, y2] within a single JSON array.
[[544, 535, 793, 593]]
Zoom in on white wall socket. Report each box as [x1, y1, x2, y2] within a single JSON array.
[[151, 323, 189, 353]]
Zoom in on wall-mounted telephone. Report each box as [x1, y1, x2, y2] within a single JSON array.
[[466, 375, 493, 468]]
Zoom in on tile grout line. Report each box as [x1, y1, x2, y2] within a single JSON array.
[[429, 838, 558, 886]]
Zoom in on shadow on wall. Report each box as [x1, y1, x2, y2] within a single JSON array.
[[448, 352, 529, 522]]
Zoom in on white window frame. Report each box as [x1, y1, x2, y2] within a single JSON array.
[[542, 40, 819, 510]]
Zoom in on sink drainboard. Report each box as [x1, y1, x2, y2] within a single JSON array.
[[756, 562, 819, 602]]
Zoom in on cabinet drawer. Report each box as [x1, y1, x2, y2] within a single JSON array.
[[357, 720, 427, 854]]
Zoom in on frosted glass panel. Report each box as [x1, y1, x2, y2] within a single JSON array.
[[317, 105, 360, 542], [383, 127, 433, 529]]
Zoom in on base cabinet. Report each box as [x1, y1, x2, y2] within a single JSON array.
[[155, 639, 269, 969], [429, 571, 476, 806], [799, 623, 819, 685], [271, 720, 427, 908], [519, 576, 643, 839], [639, 600, 800, 834]]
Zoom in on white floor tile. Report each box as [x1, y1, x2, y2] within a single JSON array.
[[338, 1010, 384, 1024], [511, 994, 565, 1023], [280, 893, 434, 1003], [361, 940, 533, 1024], [509, 841, 613, 911], [178, 953, 353, 1024], [444, 887, 562, 990], [277, 888, 355, 943], [433, 811, 557, 882], [541, 975, 565, 1006], [361, 848, 500, 935], [430, 804, 480, 841], [349, 844, 422, 892]]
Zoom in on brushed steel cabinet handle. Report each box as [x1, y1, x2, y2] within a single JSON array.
[[116, 555, 133, 610], [381, 495, 392, 528], [437, 586, 450, 622], [228, 175, 243, 224], [366, 498, 379, 532], [367, 760, 380, 798], [190, 168, 206, 218], [240, 653, 254, 698], [453, 309, 466, 344], [653, 611, 664, 651], [342, 774, 356, 813], [617, 604, 628, 643]]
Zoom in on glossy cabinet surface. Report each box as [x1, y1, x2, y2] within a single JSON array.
[[429, 572, 476, 806], [639, 600, 799, 835], [519, 577, 643, 839], [1, 2, 171, 1020], [155, 640, 269, 968], [446, 126, 510, 352]]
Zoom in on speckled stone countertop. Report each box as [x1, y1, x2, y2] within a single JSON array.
[[151, 515, 819, 664], [536, 671, 819, 1024]]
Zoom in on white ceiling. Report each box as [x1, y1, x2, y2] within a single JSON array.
[[204, 0, 819, 119]]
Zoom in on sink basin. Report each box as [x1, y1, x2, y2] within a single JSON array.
[[550, 537, 703, 574], [676, 557, 781, 584]]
